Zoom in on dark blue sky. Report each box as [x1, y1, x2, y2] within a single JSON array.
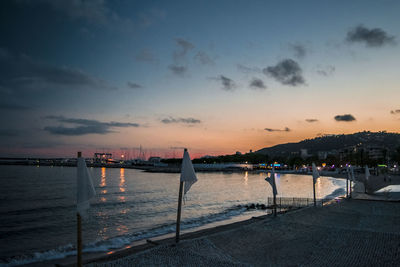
[[1, 0, 399, 157]]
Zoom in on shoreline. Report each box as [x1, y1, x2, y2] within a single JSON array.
[[64, 197, 400, 266], [0, 162, 348, 179], [24, 195, 344, 267], [17, 186, 400, 266], [25, 207, 299, 267]]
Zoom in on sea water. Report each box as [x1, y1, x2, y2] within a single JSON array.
[[0, 165, 345, 266]]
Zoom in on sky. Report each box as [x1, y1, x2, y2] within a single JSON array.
[[0, 0, 399, 158]]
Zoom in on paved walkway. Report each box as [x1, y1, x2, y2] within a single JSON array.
[[86, 199, 400, 266]]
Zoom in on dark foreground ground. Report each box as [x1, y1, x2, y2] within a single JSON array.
[[74, 198, 400, 267]]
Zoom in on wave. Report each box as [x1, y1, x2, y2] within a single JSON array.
[[1, 204, 259, 266], [324, 187, 346, 199]]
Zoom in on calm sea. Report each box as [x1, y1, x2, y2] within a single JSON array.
[[0, 165, 345, 266]]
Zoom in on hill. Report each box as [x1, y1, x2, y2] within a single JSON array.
[[256, 131, 400, 157]]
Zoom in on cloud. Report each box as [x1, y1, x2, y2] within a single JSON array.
[[136, 49, 157, 63], [161, 117, 201, 124], [249, 78, 267, 90], [334, 114, 356, 122], [289, 43, 307, 59], [305, 119, 318, 123], [194, 51, 215, 65], [0, 102, 32, 110], [167, 38, 194, 75], [44, 116, 140, 136], [264, 127, 291, 132], [213, 75, 236, 91], [263, 59, 305, 86], [170, 146, 186, 149], [137, 9, 166, 28], [0, 51, 115, 93], [175, 38, 195, 52], [390, 109, 400, 114], [173, 38, 195, 62], [127, 82, 143, 89], [0, 129, 19, 137], [20, 0, 145, 33], [0, 47, 10, 59], [237, 64, 261, 74], [44, 125, 113, 135], [316, 65, 335, 76], [168, 64, 187, 76], [346, 25, 396, 47]]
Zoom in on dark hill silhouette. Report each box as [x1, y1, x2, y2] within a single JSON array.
[[256, 131, 400, 156]]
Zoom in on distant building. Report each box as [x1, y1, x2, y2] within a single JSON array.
[[300, 149, 309, 159], [94, 153, 112, 163], [318, 151, 328, 160], [148, 157, 161, 163], [338, 147, 356, 161], [201, 155, 216, 159], [365, 145, 386, 160]]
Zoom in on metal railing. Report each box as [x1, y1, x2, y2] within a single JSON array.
[[267, 197, 338, 208]]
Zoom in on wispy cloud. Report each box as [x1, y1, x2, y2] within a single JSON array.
[[213, 75, 236, 91], [390, 109, 400, 115], [137, 9, 166, 28], [161, 117, 201, 124], [346, 25, 396, 47], [168, 64, 187, 76], [237, 64, 261, 74], [173, 38, 195, 62], [264, 127, 291, 132], [316, 65, 335, 76], [170, 146, 186, 150], [194, 51, 215, 65], [127, 82, 143, 89], [289, 43, 307, 59], [0, 50, 115, 93], [249, 78, 267, 90], [334, 114, 356, 122], [19, 0, 137, 32], [305, 119, 318, 123], [136, 49, 157, 63], [0, 129, 19, 137], [44, 116, 140, 136], [0, 102, 32, 111], [263, 59, 305, 86]]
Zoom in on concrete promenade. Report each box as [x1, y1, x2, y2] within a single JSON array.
[[84, 199, 400, 266]]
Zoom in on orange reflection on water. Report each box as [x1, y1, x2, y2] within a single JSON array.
[[117, 224, 129, 235], [119, 168, 126, 193], [120, 208, 129, 214], [101, 189, 107, 194], [100, 197, 107, 202], [118, 196, 126, 202], [100, 167, 106, 187], [316, 177, 322, 198], [243, 171, 248, 186]]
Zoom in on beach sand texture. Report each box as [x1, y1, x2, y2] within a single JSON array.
[[85, 199, 400, 266]]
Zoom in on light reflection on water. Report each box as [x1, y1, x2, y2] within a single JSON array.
[[119, 168, 126, 193], [91, 169, 344, 241], [243, 171, 248, 186], [100, 167, 106, 187]]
